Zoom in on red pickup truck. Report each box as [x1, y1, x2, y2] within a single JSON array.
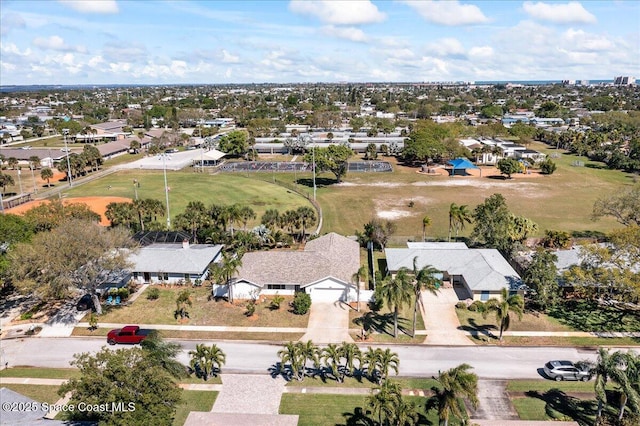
[[107, 325, 151, 345]]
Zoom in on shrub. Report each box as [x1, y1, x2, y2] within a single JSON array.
[[20, 312, 33, 320], [540, 158, 557, 175], [468, 300, 485, 312], [88, 313, 98, 331], [147, 287, 160, 300], [269, 293, 284, 310], [455, 302, 467, 309], [245, 300, 256, 317], [292, 291, 311, 315]]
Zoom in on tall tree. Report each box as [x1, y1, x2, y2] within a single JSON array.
[[411, 257, 441, 338], [40, 167, 53, 187], [303, 144, 352, 183], [296, 206, 316, 241], [448, 203, 472, 241], [59, 347, 182, 425], [522, 250, 559, 310], [431, 364, 479, 426], [592, 185, 640, 227], [422, 215, 431, 242], [379, 268, 413, 338], [482, 288, 524, 341]]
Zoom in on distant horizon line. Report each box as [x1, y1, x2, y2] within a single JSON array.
[[0, 79, 619, 90]]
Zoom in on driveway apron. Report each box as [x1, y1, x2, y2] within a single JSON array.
[[420, 287, 473, 345], [211, 374, 286, 414], [300, 301, 353, 344], [470, 380, 520, 420]]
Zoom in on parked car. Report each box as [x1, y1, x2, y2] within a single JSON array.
[[76, 294, 94, 311], [164, 148, 178, 153], [543, 360, 592, 381], [107, 325, 151, 345]]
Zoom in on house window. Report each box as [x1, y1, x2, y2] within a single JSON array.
[[184, 274, 190, 280], [481, 291, 490, 301], [294, 285, 301, 292], [267, 284, 285, 290], [133, 272, 139, 280], [159, 272, 168, 281]]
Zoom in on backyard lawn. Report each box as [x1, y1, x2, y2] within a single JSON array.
[[88, 286, 310, 328], [456, 307, 572, 333]]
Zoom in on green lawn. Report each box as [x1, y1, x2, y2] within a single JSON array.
[[173, 390, 218, 426], [0, 367, 79, 380], [87, 286, 309, 328], [61, 170, 313, 228], [547, 300, 640, 333], [456, 307, 572, 333], [286, 376, 438, 390], [350, 294, 425, 343], [0, 384, 61, 405], [280, 394, 445, 426]]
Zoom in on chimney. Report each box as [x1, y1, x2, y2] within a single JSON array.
[[182, 239, 189, 249]]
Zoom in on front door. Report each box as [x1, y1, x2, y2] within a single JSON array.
[[143, 272, 151, 283]]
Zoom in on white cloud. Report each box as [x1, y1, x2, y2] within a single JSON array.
[[401, 1, 489, 26], [322, 25, 368, 42], [57, 0, 119, 14], [523, 2, 596, 24], [102, 42, 147, 62], [1, 42, 32, 57], [426, 38, 466, 57], [88, 55, 105, 68], [468, 46, 494, 58], [221, 49, 240, 63], [563, 29, 614, 51], [289, 0, 386, 25], [33, 35, 86, 53], [260, 50, 295, 71]]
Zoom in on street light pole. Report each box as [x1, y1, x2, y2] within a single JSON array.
[[30, 165, 37, 194], [162, 154, 171, 229], [64, 131, 72, 187], [17, 168, 23, 195], [312, 144, 316, 201]]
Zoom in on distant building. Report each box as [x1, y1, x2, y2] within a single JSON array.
[[614, 76, 636, 86]]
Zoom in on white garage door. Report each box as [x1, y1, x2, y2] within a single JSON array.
[[309, 287, 345, 302]]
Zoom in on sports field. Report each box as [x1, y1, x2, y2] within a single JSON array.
[[59, 170, 312, 228], [46, 141, 631, 239]]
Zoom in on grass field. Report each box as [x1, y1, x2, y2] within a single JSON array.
[[0, 367, 79, 379], [0, 384, 61, 405], [59, 170, 313, 229], [456, 307, 572, 332], [173, 390, 218, 426], [86, 286, 310, 328], [280, 394, 444, 426]]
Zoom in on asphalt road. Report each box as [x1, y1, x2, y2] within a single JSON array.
[[0, 337, 603, 379]]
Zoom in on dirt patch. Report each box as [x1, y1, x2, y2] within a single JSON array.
[[5, 196, 132, 226]]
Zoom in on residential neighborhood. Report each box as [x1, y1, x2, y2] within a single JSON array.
[[1, 1, 640, 425]]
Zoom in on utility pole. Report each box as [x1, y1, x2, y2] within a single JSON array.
[[162, 154, 171, 229], [63, 129, 72, 187], [312, 144, 317, 201]]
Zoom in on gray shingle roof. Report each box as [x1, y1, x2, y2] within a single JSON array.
[[129, 244, 223, 274], [236, 232, 360, 287], [385, 247, 521, 292]]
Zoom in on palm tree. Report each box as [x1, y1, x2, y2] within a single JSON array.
[[377, 348, 400, 384], [188, 343, 226, 380], [141, 331, 188, 379], [432, 364, 479, 426], [362, 347, 382, 383], [482, 288, 524, 341], [322, 343, 343, 382], [340, 342, 361, 379], [278, 341, 305, 381], [351, 265, 368, 312], [296, 206, 316, 241], [619, 351, 640, 421], [261, 208, 280, 230], [225, 204, 242, 236], [594, 348, 638, 423], [174, 289, 192, 319], [298, 340, 320, 378], [379, 268, 413, 338], [367, 379, 402, 426], [238, 205, 256, 230], [422, 215, 431, 242], [210, 251, 243, 303], [28, 155, 40, 171], [40, 167, 54, 187], [411, 257, 441, 338], [448, 203, 472, 241]]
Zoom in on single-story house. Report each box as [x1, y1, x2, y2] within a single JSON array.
[[214, 232, 361, 302], [385, 242, 523, 301], [129, 241, 223, 284]]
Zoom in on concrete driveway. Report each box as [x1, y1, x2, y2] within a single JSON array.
[[300, 301, 353, 344], [421, 287, 473, 345]]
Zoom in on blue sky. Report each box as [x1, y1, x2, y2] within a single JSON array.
[[1, 0, 638, 85]]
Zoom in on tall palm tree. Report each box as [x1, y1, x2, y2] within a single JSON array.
[[362, 347, 382, 383], [619, 351, 640, 421], [238, 205, 256, 230], [379, 268, 413, 338], [296, 206, 316, 241], [225, 204, 241, 236], [453, 204, 472, 240], [482, 288, 524, 341], [40, 167, 53, 187], [298, 340, 320, 378], [422, 215, 431, 242], [351, 265, 368, 312], [448, 203, 459, 242], [411, 257, 441, 338], [594, 348, 637, 423], [432, 363, 479, 426]]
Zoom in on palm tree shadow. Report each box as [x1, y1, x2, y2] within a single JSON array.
[[525, 389, 597, 425], [353, 312, 399, 336], [268, 362, 290, 380], [342, 407, 374, 426], [458, 318, 496, 340]]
